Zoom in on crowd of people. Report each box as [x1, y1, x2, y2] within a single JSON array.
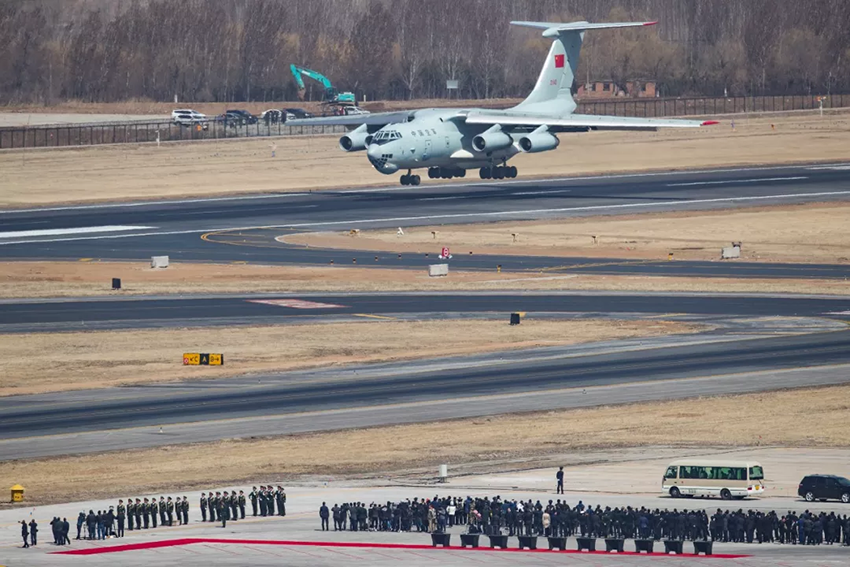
[[318, 496, 850, 546], [18, 485, 287, 547]]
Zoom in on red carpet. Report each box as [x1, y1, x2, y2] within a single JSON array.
[[55, 537, 749, 558]]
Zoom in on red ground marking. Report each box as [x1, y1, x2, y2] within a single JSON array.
[[54, 537, 751, 558]]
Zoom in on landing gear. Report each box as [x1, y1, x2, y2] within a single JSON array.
[[428, 167, 466, 179], [400, 171, 420, 186], [479, 165, 518, 180]]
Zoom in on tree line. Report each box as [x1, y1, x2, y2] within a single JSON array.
[[2, 0, 849, 105]]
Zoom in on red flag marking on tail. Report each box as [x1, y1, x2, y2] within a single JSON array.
[[554, 54, 564, 68]]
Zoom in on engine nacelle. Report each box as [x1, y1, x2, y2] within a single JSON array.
[[472, 125, 513, 153], [339, 124, 370, 152], [518, 127, 559, 153]]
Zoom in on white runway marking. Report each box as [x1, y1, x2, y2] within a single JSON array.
[[0, 225, 156, 239], [808, 165, 850, 171], [247, 299, 345, 309], [511, 190, 572, 196], [666, 176, 808, 187], [2, 189, 850, 246], [417, 196, 469, 201], [825, 311, 850, 315]]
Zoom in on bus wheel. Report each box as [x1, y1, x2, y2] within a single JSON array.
[[669, 487, 680, 498], [721, 489, 732, 500]]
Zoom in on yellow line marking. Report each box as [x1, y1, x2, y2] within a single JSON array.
[[353, 314, 396, 320], [78, 258, 93, 262]]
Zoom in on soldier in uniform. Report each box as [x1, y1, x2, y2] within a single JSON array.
[[142, 498, 150, 529], [230, 491, 239, 522], [126, 499, 135, 531], [277, 486, 287, 517], [200, 493, 207, 522], [116, 500, 126, 537], [259, 486, 268, 517], [208, 491, 217, 522], [166, 497, 174, 526], [134, 498, 143, 530], [239, 491, 247, 519], [159, 497, 167, 526], [150, 498, 158, 528], [250, 487, 258, 517], [212, 492, 221, 522], [220, 491, 230, 528], [266, 485, 277, 516], [182, 496, 189, 525]]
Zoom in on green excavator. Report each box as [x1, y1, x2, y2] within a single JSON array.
[[289, 64, 356, 106]]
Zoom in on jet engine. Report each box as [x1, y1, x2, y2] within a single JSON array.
[[518, 126, 559, 153], [472, 125, 513, 153], [339, 124, 370, 152]]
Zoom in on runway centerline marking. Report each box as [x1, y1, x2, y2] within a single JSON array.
[[666, 176, 808, 187], [2, 189, 850, 246], [247, 299, 345, 309], [0, 225, 156, 239]]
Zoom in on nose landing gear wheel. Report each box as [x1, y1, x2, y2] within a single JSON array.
[[410, 174, 420, 186], [400, 174, 410, 185]]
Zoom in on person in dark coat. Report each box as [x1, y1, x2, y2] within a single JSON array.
[[29, 519, 38, 546], [21, 520, 30, 548]]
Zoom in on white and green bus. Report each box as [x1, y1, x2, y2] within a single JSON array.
[[662, 459, 765, 500]]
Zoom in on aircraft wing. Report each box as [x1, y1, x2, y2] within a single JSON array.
[[287, 111, 411, 128], [463, 111, 716, 131]]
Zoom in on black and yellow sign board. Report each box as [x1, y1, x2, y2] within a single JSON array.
[[183, 353, 223, 366]]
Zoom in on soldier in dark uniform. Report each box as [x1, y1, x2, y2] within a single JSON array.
[[277, 486, 287, 517], [116, 500, 125, 537], [150, 498, 158, 528], [142, 498, 150, 529], [182, 496, 189, 525], [200, 493, 207, 522], [239, 491, 247, 519], [230, 492, 239, 522], [250, 487, 259, 517], [212, 492, 221, 522], [208, 491, 217, 522], [268, 487, 276, 516], [159, 497, 167, 526], [259, 486, 268, 516], [220, 491, 230, 528], [134, 498, 143, 530], [126, 499, 135, 531], [166, 497, 174, 526]]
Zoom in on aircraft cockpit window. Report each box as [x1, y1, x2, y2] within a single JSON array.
[[371, 130, 401, 145]]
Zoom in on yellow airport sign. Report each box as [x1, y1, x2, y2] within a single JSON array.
[[183, 353, 223, 366]]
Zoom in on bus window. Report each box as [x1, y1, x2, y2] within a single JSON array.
[[749, 466, 764, 480], [664, 466, 678, 479]]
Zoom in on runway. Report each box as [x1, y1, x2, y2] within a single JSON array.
[[1, 291, 849, 332], [2, 327, 849, 460], [2, 163, 850, 280]]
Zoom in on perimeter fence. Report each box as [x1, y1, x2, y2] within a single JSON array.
[[1, 93, 846, 150]]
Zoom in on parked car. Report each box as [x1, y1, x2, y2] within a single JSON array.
[[283, 107, 313, 120], [171, 109, 208, 128], [798, 475, 850, 503], [216, 109, 258, 127], [260, 109, 284, 124]]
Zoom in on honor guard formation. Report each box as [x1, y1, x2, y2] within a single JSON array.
[[316, 496, 850, 546]]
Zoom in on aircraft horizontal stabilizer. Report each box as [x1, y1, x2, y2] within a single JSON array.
[[510, 20, 657, 37]]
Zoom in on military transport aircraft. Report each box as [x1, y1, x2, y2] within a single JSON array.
[[289, 20, 718, 186]]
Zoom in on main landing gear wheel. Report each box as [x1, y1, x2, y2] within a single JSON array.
[[428, 167, 465, 180], [479, 165, 518, 180], [400, 173, 420, 186]]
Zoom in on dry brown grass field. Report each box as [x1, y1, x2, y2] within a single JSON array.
[[287, 202, 850, 264], [1, 384, 848, 507], [2, 261, 848, 298], [1, 111, 848, 207]]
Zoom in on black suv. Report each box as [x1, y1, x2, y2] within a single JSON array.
[[798, 475, 850, 503], [218, 109, 258, 126]]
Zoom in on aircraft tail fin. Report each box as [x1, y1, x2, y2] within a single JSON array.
[[510, 21, 657, 116]]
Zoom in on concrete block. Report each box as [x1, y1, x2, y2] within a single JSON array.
[[151, 255, 170, 268], [721, 246, 740, 260], [429, 264, 449, 277]]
